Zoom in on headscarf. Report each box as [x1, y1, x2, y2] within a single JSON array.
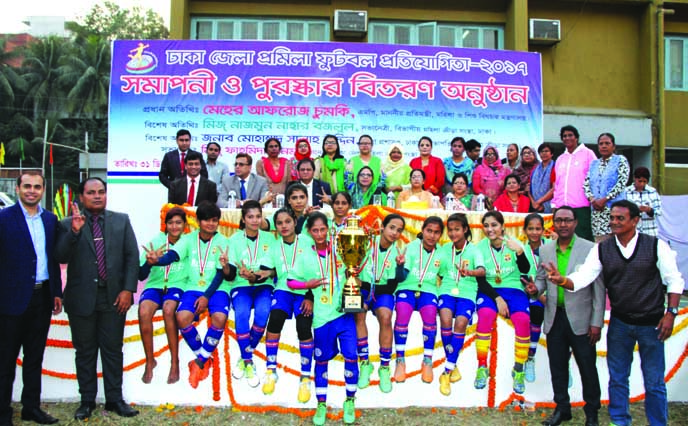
[[291, 138, 311, 180], [513, 145, 539, 192], [481, 145, 504, 170], [382, 143, 407, 175], [349, 166, 383, 209]]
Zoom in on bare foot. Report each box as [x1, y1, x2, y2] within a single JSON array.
[[167, 363, 180, 384], [142, 360, 157, 384]]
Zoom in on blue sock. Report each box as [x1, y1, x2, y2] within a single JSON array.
[[440, 327, 453, 353], [236, 332, 253, 361], [249, 324, 266, 350], [445, 332, 465, 373], [344, 358, 358, 398], [422, 322, 437, 358], [266, 337, 280, 370], [300, 340, 314, 377], [380, 347, 392, 367], [199, 325, 224, 363], [314, 360, 328, 403], [393, 324, 408, 359], [180, 325, 202, 355], [357, 337, 369, 362]]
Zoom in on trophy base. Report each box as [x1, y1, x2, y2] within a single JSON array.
[[342, 294, 365, 313]]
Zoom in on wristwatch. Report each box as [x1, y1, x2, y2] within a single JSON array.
[[667, 307, 679, 316]]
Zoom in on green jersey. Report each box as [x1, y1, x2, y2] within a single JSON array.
[[438, 241, 484, 302], [263, 235, 308, 295], [290, 242, 347, 329], [141, 233, 188, 291], [172, 230, 228, 292], [228, 230, 274, 289], [396, 239, 442, 296], [476, 237, 526, 291], [359, 236, 401, 287], [524, 242, 541, 278]]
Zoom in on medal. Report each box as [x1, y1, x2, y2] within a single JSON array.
[[197, 232, 215, 281], [417, 242, 436, 295], [316, 244, 333, 305], [452, 240, 468, 285], [495, 274, 502, 284], [372, 238, 394, 285], [488, 240, 505, 285], [164, 239, 172, 282], [320, 294, 329, 304], [280, 236, 299, 272], [246, 232, 261, 269], [414, 291, 421, 298]]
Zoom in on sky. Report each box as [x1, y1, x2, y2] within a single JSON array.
[[0, 0, 170, 33]]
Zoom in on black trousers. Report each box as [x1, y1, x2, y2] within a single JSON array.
[[0, 285, 52, 423], [68, 287, 126, 404], [546, 307, 601, 418]]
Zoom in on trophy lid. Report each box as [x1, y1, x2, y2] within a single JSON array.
[[345, 215, 362, 230]]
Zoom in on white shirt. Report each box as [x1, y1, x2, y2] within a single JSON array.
[[186, 175, 200, 204], [568, 231, 684, 294], [301, 180, 313, 207]]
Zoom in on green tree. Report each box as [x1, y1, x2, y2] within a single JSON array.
[[67, 1, 169, 41], [0, 37, 28, 119], [57, 35, 110, 118], [21, 36, 69, 121]]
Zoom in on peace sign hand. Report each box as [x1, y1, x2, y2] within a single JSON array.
[[505, 237, 523, 254], [142, 243, 165, 265], [543, 262, 565, 286], [317, 188, 331, 205], [71, 202, 86, 233], [395, 247, 406, 266], [219, 246, 229, 267]]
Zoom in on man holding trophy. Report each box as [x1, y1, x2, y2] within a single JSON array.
[[288, 212, 372, 426]]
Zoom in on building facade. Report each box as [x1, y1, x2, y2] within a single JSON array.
[[170, 0, 688, 194]]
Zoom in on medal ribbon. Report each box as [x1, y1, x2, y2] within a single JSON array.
[[417, 243, 436, 289], [452, 240, 468, 285], [197, 233, 215, 277], [164, 239, 171, 281], [373, 239, 394, 284], [280, 235, 299, 271], [246, 232, 260, 267], [488, 240, 505, 279]]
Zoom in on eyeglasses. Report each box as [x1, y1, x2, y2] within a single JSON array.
[[324, 141, 337, 145], [358, 142, 372, 146], [553, 218, 576, 224], [234, 162, 248, 167], [411, 175, 423, 180], [359, 173, 372, 178]]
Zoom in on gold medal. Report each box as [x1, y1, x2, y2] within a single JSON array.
[[320, 295, 329, 304], [414, 291, 421, 298], [164, 278, 169, 282], [495, 274, 502, 284], [451, 288, 459, 296], [198, 279, 206, 287]]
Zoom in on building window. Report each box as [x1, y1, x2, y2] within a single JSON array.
[[191, 18, 330, 41], [666, 36, 688, 90], [369, 21, 504, 49]]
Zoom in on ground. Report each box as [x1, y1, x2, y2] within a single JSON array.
[[9, 402, 688, 425]]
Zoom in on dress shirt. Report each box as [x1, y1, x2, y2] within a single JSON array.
[[301, 180, 313, 207], [207, 160, 229, 192], [568, 231, 684, 294], [19, 203, 48, 283]]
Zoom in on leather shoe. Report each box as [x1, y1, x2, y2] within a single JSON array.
[[104, 400, 139, 418], [542, 409, 572, 426], [585, 415, 599, 426], [74, 402, 95, 421], [21, 407, 58, 424]]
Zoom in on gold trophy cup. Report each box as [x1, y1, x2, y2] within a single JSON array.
[[336, 216, 371, 313]]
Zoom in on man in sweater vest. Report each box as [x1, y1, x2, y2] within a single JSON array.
[[545, 200, 684, 426]]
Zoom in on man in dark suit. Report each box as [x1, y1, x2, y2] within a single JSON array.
[[217, 153, 270, 208], [55, 178, 139, 421], [526, 206, 604, 426], [293, 158, 331, 207], [0, 173, 62, 425], [168, 151, 217, 206], [158, 129, 208, 188]]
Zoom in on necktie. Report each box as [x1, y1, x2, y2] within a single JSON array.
[[91, 215, 107, 281], [240, 179, 247, 200], [180, 151, 186, 175], [187, 178, 195, 205]]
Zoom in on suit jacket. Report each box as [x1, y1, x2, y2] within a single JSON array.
[[535, 237, 605, 335], [217, 173, 269, 208], [168, 176, 218, 206], [55, 209, 139, 316], [158, 149, 208, 188], [0, 204, 62, 315]]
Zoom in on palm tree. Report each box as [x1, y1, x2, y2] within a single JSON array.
[[0, 37, 28, 119], [57, 35, 110, 118], [22, 35, 69, 121]]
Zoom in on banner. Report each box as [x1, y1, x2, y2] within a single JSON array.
[[108, 40, 542, 242]]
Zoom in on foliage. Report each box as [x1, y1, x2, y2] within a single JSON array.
[[67, 1, 169, 41]]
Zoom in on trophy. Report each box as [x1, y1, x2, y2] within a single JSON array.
[[335, 216, 372, 313]]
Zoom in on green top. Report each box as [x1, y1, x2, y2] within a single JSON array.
[[290, 242, 348, 329], [359, 236, 401, 286], [476, 237, 526, 291], [141, 233, 188, 291], [438, 241, 484, 302], [396, 239, 442, 296], [556, 235, 576, 307], [228, 230, 274, 289], [347, 156, 384, 190], [172, 230, 228, 292], [317, 156, 346, 193], [262, 235, 308, 295]]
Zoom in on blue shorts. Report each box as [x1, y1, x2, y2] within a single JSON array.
[[178, 290, 231, 316], [395, 290, 437, 310], [313, 314, 357, 362], [529, 298, 544, 309], [361, 289, 395, 312], [230, 285, 273, 311], [476, 287, 530, 315], [271, 289, 306, 318], [139, 287, 183, 306], [438, 295, 476, 320]]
